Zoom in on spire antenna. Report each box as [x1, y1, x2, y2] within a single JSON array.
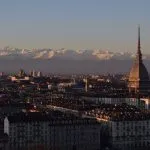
[[138, 25, 141, 52], [137, 25, 142, 62]]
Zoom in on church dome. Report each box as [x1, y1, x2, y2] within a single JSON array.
[[129, 60, 149, 82]]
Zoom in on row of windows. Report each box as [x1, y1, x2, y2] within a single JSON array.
[[115, 126, 149, 130], [10, 134, 100, 145], [10, 125, 95, 129], [114, 131, 150, 137], [114, 141, 150, 148], [10, 120, 94, 125], [116, 121, 150, 126]]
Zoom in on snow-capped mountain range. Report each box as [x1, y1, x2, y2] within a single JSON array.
[[0, 46, 148, 60], [0, 47, 150, 74]]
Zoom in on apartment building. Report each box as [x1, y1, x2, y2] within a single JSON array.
[[4, 111, 101, 150], [84, 103, 150, 150]]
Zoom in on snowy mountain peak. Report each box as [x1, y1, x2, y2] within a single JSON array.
[[0, 47, 149, 60]]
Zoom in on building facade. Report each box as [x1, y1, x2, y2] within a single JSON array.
[[84, 103, 150, 150], [110, 120, 150, 150], [4, 112, 101, 150]]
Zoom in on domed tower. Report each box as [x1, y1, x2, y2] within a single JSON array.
[[128, 26, 150, 95]]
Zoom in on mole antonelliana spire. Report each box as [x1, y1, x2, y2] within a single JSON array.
[[128, 26, 150, 95], [137, 25, 142, 63]]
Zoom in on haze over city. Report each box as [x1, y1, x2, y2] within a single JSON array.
[[0, 0, 150, 53], [1, 1, 150, 150]]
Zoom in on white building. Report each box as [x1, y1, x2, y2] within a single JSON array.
[[141, 98, 150, 109], [10, 76, 30, 82], [81, 95, 149, 109], [4, 111, 101, 150]]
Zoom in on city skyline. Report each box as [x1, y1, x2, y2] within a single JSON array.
[[0, 0, 150, 53]]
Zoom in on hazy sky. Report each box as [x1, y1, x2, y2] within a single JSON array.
[[0, 0, 150, 53]]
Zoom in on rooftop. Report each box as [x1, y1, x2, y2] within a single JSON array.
[[84, 103, 150, 121], [6, 111, 98, 125]]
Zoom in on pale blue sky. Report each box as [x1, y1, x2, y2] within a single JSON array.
[[0, 0, 150, 53]]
